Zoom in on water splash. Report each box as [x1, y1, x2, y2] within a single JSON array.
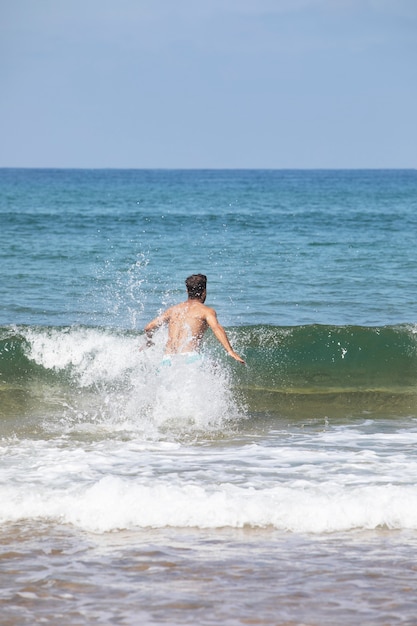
[[19, 325, 244, 439]]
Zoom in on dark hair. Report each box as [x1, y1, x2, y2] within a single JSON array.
[[185, 274, 207, 299]]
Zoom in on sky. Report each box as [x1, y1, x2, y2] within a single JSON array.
[[1, 0, 416, 169]]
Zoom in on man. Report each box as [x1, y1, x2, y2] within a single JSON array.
[[143, 274, 245, 364]]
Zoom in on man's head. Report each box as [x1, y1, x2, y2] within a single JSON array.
[[185, 274, 207, 300]]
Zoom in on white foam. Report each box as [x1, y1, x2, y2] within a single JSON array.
[[21, 326, 244, 436], [2, 430, 417, 534], [23, 326, 138, 385], [3, 468, 417, 534]]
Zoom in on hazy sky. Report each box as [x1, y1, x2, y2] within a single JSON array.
[[1, 0, 416, 168]]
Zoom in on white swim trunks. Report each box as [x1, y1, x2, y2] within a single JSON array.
[[160, 352, 203, 367]]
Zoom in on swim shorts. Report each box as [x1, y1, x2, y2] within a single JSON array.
[[160, 352, 203, 367]]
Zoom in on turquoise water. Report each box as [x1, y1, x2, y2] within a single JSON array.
[[2, 168, 416, 327], [1, 168, 417, 625]]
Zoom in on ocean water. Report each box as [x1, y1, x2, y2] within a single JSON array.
[[1, 168, 417, 625]]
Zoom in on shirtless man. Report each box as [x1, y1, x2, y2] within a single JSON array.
[[144, 274, 245, 364]]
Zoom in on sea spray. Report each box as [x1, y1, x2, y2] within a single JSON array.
[[4, 324, 244, 438]]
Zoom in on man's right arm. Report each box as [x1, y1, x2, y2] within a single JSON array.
[[143, 310, 170, 347]]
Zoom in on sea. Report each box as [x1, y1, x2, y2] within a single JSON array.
[[1, 168, 417, 625]]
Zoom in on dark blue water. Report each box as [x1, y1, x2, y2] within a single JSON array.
[[1, 168, 416, 328]]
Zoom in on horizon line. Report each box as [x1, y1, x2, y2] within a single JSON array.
[[1, 166, 416, 172]]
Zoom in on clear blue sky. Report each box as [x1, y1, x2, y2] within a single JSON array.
[[1, 0, 416, 169]]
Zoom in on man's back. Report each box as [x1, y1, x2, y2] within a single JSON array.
[[164, 300, 210, 354]]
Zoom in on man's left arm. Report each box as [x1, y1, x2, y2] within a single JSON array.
[[206, 309, 245, 364]]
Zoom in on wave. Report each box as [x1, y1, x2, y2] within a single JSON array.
[[0, 324, 242, 436], [3, 428, 417, 534], [3, 473, 417, 533], [231, 323, 417, 419], [234, 323, 417, 386], [1, 323, 417, 430]]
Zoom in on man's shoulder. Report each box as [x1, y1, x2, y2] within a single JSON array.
[[167, 302, 187, 315], [199, 303, 217, 318]]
